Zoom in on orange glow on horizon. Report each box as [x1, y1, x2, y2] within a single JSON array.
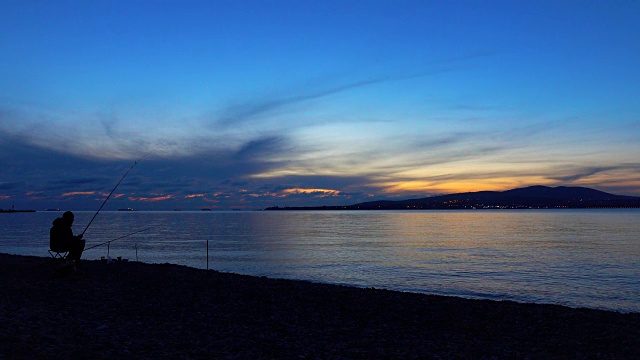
[[281, 188, 341, 197], [374, 177, 557, 195], [128, 195, 175, 202], [569, 170, 640, 188], [61, 191, 96, 197]]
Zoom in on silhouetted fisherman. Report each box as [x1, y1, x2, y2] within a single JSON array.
[[50, 211, 86, 264]]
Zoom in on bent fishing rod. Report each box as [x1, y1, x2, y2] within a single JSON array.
[[84, 227, 151, 251], [81, 159, 141, 236]]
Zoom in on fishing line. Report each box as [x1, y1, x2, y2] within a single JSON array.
[[84, 227, 151, 251]]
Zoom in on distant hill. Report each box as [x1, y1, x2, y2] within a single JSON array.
[[265, 186, 640, 210]]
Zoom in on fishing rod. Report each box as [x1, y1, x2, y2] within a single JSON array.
[[84, 227, 151, 251], [81, 159, 141, 236], [21, 227, 151, 271]]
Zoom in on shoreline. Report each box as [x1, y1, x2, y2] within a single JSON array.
[[1, 253, 639, 358]]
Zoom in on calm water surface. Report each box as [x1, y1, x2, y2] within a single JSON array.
[[1, 210, 639, 312]]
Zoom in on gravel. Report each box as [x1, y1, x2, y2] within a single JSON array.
[[1, 253, 638, 359]]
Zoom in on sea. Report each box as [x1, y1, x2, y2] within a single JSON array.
[[1, 209, 639, 313]]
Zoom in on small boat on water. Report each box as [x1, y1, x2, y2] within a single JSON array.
[[201, 208, 212, 211], [46, 208, 61, 211], [118, 208, 137, 211]]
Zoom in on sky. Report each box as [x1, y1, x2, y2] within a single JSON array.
[[1, 0, 639, 210]]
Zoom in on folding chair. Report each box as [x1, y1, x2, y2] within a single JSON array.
[[48, 249, 76, 271], [48, 249, 69, 261]]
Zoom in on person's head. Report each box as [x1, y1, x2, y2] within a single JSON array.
[[62, 211, 75, 226]]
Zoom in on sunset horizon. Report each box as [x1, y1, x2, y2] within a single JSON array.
[[2, 1, 639, 210]]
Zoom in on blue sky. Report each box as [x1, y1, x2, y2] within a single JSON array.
[[1, 0, 639, 210]]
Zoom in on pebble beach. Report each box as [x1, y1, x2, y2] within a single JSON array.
[[1, 253, 639, 359]]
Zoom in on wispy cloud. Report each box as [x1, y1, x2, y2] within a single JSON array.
[[549, 164, 640, 183], [185, 193, 205, 199], [51, 178, 103, 187], [281, 188, 341, 197], [232, 135, 290, 162], [61, 191, 96, 197], [0, 182, 25, 190], [213, 70, 453, 127], [128, 195, 176, 202]]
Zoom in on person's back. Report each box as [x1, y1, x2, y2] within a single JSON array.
[[49, 211, 85, 261]]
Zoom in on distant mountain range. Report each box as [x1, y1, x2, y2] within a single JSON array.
[[265, 186, 640, 210]]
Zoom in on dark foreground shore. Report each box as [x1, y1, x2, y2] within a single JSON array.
[[1, 253, 638, 359]]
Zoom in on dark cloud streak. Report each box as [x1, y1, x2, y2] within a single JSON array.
[[550, 164, 640, 183], [0, 182, 25, 190], [214, 69, 454, 127]]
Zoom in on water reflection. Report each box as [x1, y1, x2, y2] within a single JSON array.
[[1, 210, 638, 312]]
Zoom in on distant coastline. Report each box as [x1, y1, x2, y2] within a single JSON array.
[[266, 185, 640, 211], [0, 209, 36, 213], [265, 205, 640, 211]]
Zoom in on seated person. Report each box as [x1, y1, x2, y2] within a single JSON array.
[[50, 211, 86, 262]]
